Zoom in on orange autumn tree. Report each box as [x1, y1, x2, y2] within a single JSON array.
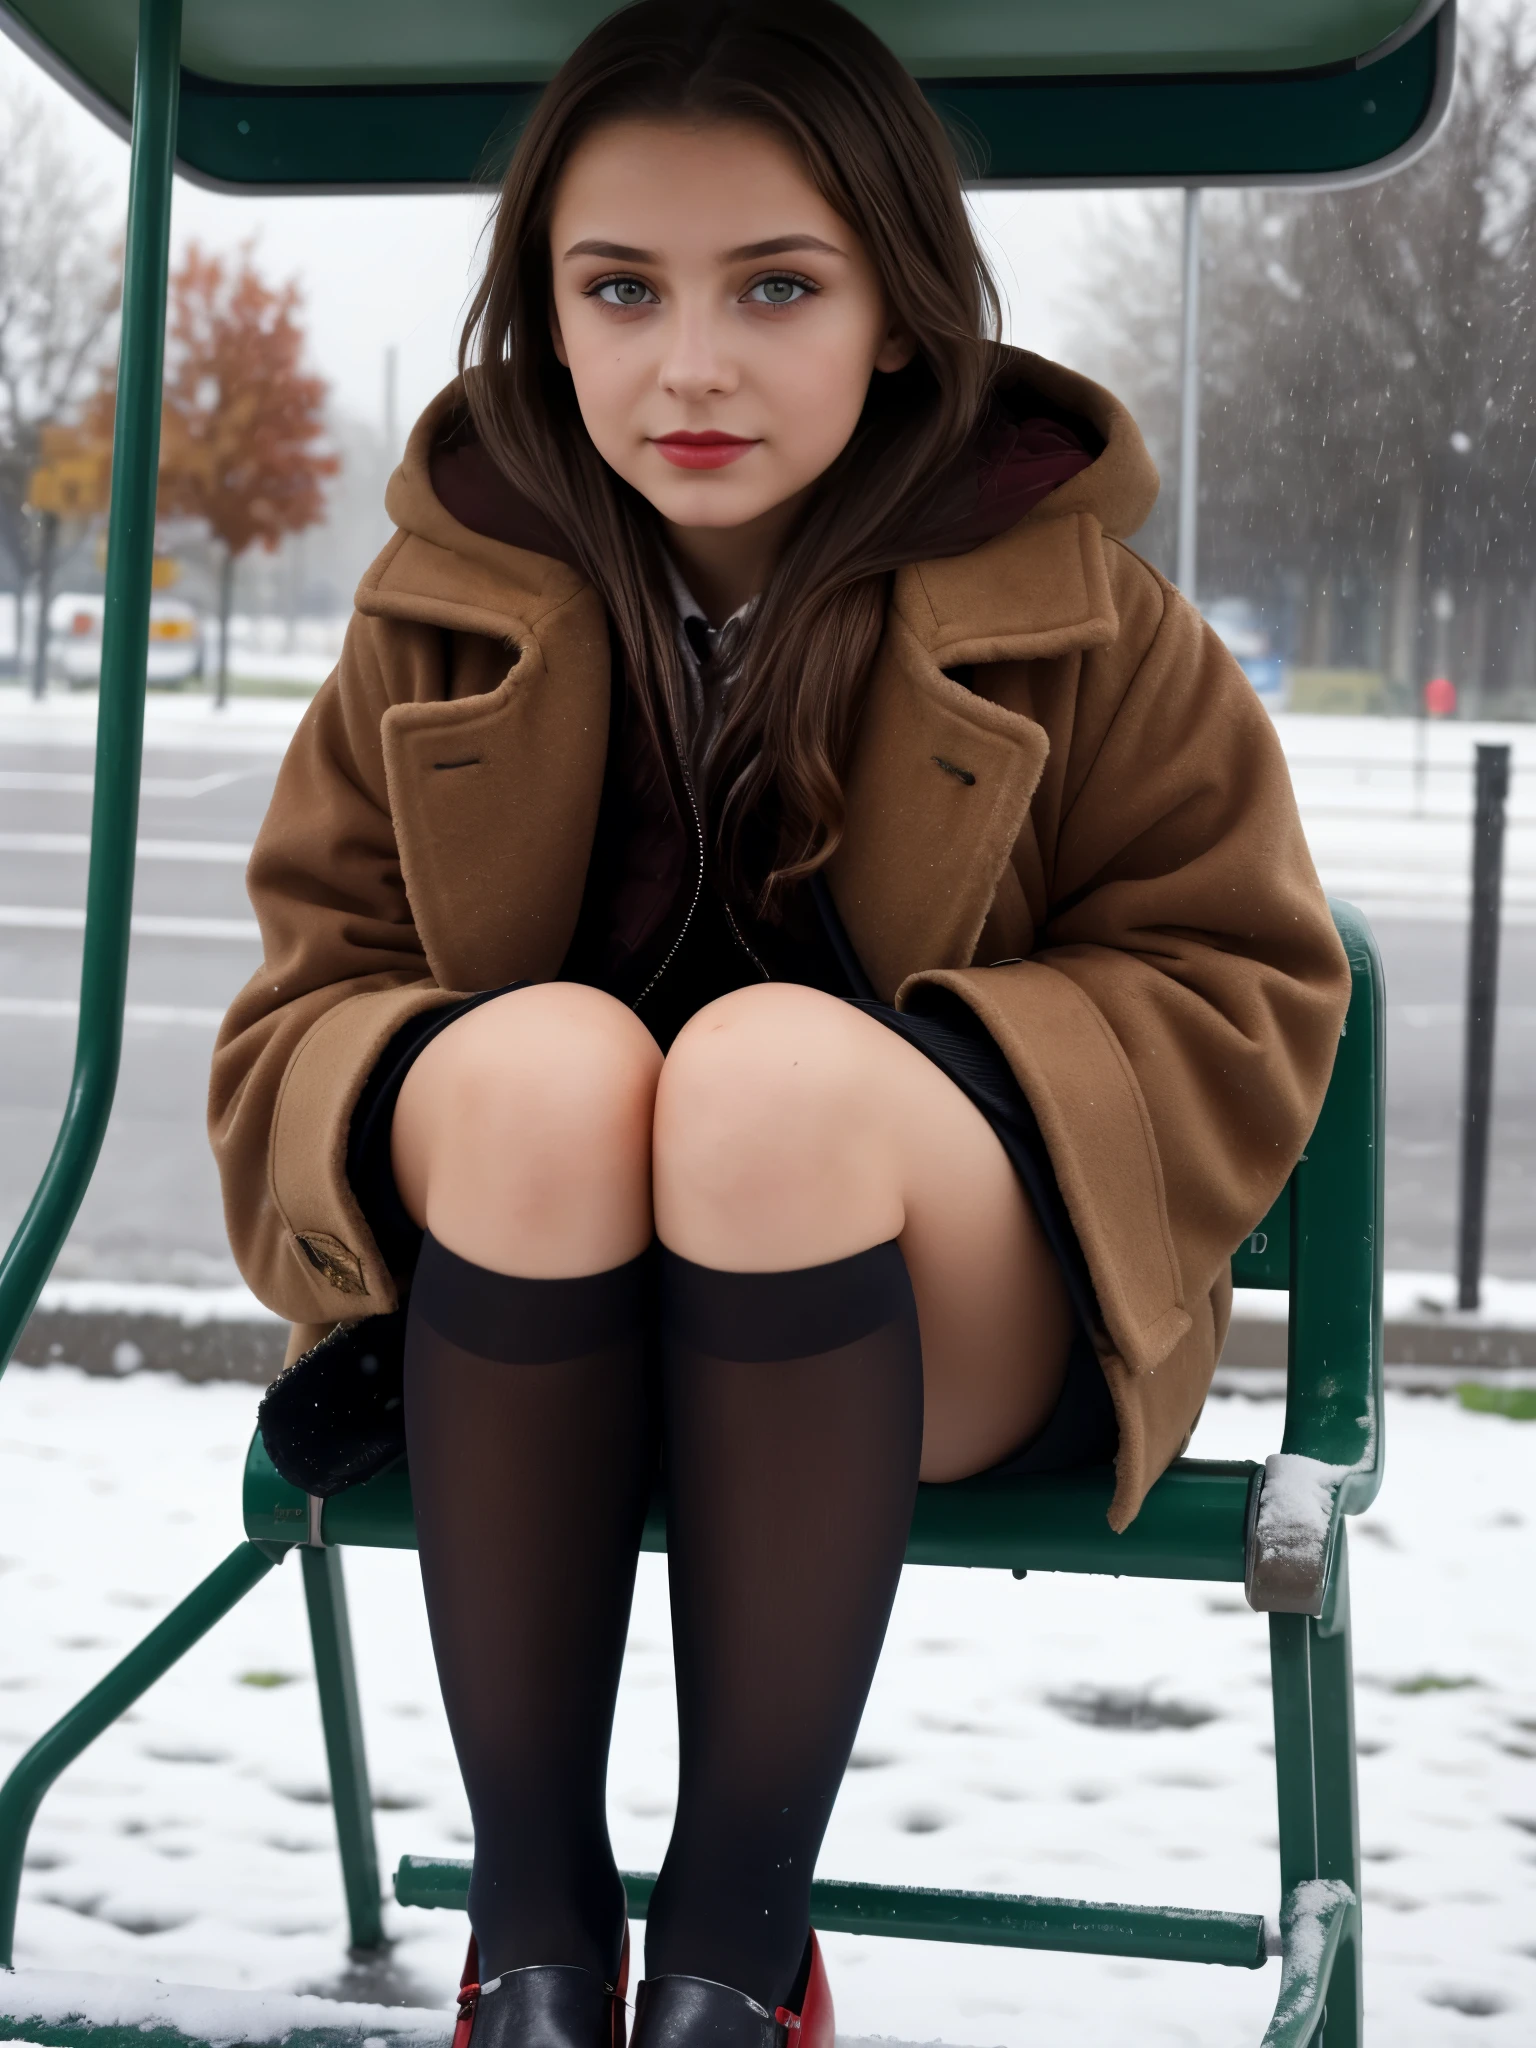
[[157, 243, 337, 704]]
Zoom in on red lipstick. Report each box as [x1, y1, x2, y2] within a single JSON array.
[[652, 431, 758, 470]]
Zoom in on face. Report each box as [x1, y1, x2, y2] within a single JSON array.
[[548, 117, 914, 541]]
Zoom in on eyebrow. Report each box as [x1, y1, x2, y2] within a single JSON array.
[[561, 234, 846, 263]]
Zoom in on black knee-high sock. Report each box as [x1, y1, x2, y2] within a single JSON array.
[[404, 1231, 654, 1980], [644, 1241, 924, 2009]]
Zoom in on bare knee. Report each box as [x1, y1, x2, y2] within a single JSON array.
[[652, 985, 903, 1270], [392, 982, 662, 1275]]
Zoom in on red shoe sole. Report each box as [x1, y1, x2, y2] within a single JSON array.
[[775, 1930, 834, 2048]]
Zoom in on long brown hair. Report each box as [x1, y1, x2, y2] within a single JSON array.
[[461, 0, 1002, 902]]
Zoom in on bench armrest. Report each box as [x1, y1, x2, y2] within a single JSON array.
[[1246, 902, 1384, 1616]]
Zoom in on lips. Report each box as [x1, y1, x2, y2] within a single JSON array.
[[652, 431, 759, 471]]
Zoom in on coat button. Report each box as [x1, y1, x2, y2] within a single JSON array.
[[293, 1232, 367, 1296]]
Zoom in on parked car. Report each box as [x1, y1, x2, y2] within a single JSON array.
[[1201, 597, 1286, 708], [48, 592, 205, 689]]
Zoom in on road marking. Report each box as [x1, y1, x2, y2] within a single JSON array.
[[0, 769, 253, 797], [0, 997, 225, 1027], [0, 833, 250, 862], [0, 906, 260, 941], [1336, 897, 1536, 926], [1316, 872, 1536, 904], [1393, 1004, 1536, 1027]]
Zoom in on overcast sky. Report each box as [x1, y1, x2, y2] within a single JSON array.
[[0, 27, 1125, 461]]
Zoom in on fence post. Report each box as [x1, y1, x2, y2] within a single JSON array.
[[1456, 743, 1511, 1311]]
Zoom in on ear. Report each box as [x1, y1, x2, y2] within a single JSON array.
[[873, 321, 917, 375], [549, 297, 570, 368]]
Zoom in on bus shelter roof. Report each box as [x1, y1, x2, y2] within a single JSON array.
[[0, 0, 1455, 190]]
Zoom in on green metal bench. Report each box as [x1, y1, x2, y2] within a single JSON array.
[[0, 2, 1408, 2042], [0, 901, 1384, 2046]]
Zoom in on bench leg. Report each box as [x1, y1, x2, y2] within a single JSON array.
[[301, 1545, 386, 1951], [0, 1540, 278, 1967], [1268, 1532, 1362, 2047], [1308, 1539, 1362, 2047]]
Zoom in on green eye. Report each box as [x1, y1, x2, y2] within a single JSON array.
[[596, 277, 653, 307], [748, 274, 812, 306]]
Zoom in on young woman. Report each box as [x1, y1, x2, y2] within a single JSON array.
[[212, 3, 1349, 2043]]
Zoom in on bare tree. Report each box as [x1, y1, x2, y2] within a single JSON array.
[[0, 80, 120, 691], [1068, 7, 1536, 711]]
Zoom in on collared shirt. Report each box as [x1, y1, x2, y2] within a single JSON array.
[[664, 552, 757, 769]]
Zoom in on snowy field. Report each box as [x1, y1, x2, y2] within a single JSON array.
[[2, 1363, 1533, 2046], [1277, 715, 1536, 926]]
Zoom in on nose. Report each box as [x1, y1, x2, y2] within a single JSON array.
[[657, 295, 738, 404]]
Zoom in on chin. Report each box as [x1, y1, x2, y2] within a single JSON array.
[[644, 481, 779, 529]]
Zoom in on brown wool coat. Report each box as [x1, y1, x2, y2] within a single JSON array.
[[209, 352, 1350, 1531]]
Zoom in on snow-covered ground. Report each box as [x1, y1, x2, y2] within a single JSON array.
[[0, 686, 306, 757], [219, 616, 349, 691], [2, 1363, 1532, 2046], [1227, 1271, 1536, 1334], [1277, 714, 1536, 925], [0, 614, 349, 695]]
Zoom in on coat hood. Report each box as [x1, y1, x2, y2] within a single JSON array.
[[379, 348, 1159, 611]]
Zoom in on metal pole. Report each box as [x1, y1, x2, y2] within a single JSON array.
[[0, 0, 182, 1379], [1456, 743, 1511, 1311], [383, 342, 399, 459], [301, 1546, 386, 1950], [1176, 185, 1201, 602]]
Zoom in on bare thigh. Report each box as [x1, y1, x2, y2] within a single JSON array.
[[652, 985, 1075, 1482]]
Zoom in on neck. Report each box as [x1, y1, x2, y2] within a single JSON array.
[[662, 486, 810, 626]]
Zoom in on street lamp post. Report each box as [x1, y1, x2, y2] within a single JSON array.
[[1176, 186, 1201, 604]]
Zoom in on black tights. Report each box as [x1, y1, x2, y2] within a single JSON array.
[[404, 1232, 923, 2010]]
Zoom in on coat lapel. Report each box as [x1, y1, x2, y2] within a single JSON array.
[[366, 544, 612, 992], [828, 510, 1119, 1001], [828, 615, 1050, 1002]]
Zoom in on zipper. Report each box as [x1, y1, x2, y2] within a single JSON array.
[[723, 896, 771, 983], [631, 721, 770, 1013], [632, 760, 707, 1014]]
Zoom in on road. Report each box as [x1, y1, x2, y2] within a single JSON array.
[[0, 706, 1532, 1288]]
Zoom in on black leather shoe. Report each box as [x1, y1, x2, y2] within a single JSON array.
[[629, 1975, 788, 2048], [458, 1961, 628, 2048]]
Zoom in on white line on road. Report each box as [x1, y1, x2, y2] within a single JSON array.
[[0, 770, 254, 797], [1393, 1004, 1536, 1027], [1332, 897, 1536, 925], [0, 997, 225, 1027], [1316, 872, 1536, 904], [0, 906, 260, 941], [0, 833, 250, 862]]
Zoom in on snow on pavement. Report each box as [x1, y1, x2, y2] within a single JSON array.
[[2, 1364, 1533, 2046], [1276, 714, 1536, 925]]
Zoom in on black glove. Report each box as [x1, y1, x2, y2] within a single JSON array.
[[257, 1309, 408, 1497]]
